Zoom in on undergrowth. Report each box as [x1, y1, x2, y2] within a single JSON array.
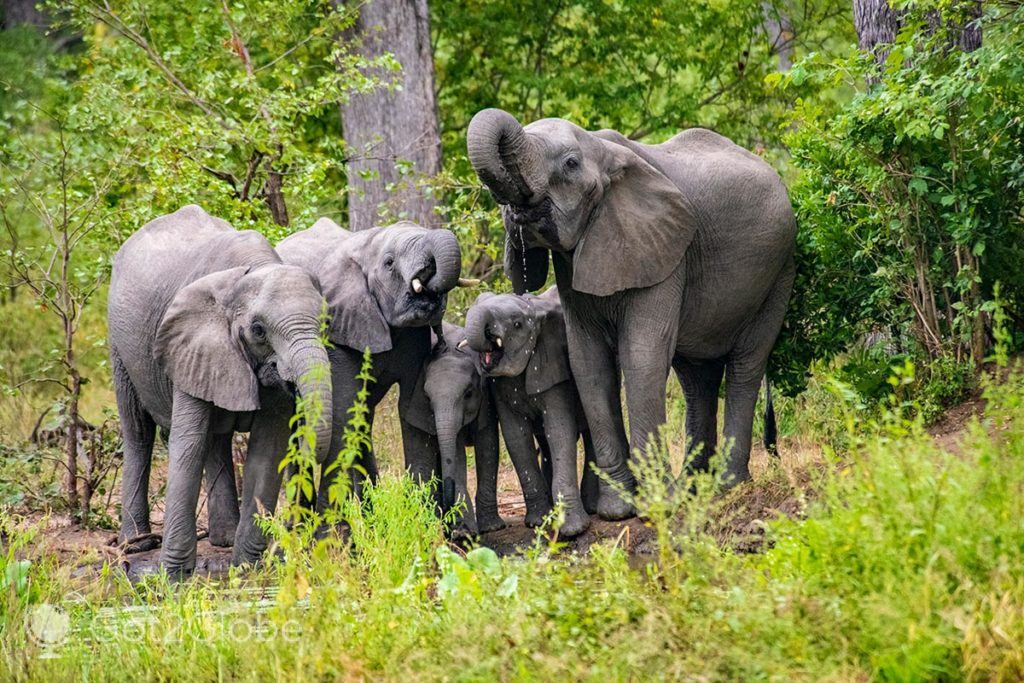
[[2, 354, 1023, 680]]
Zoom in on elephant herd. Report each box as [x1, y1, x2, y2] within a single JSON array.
[[108, 109, 796, 576]]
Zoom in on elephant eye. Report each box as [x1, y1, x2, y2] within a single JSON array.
[[514, 320, 522, 329], [564, 156, 579, 171], [383, 255, 395, 269], [250, 321, 267, 341], [464, 387, 474, 399]]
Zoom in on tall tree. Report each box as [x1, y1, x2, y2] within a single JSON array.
[[1, 0, 46, 30], [340, 0, 442, 231], [852, 0, 903, 62]]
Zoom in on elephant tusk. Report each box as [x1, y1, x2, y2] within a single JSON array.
[[411, 278, 424, 294], [456, 278, 480, 288], [495, 337, 503, 348], [457, 339, 469, 350]]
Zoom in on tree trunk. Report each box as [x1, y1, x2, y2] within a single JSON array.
[[2, 0, 47, 30], [762, 2, 795, 71], [338, 0, 442, 231], [852, 0, 903, 65]]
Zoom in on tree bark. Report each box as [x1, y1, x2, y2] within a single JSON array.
[[2, 0, 47, 30], [339, 0, 442, 231], [852, 0, 903, 64]]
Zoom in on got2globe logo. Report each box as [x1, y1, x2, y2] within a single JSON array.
[[27, 604, 70, 647]]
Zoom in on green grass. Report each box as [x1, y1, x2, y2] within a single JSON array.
[[2, 363, 1024, 680]]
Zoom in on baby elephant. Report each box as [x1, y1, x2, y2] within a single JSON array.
[[401, 323, 504, 536], [463, 288, 597, 538]]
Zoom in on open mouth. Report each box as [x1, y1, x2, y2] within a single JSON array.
[[480, 347, 503, 371]]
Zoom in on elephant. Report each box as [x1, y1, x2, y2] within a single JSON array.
[[108, 205, 333, 575], [462, 288, 597, 538], [467, 108, 796, 520], [400, 322, 503, 536], [275, 217, 466, 518]]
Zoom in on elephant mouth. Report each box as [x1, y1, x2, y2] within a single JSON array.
[[504, 197, 560, 248], [479, 347, 504, 372], [397, 290, 444, 327]]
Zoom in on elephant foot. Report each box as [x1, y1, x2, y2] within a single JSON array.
[[207, 527, 237, 548], [596, 488, 637, 521], [476, 512, 506, 534], [557, 507, 591, 539], [524, 501, 553, 528], [118, 532, 162, 554], [581, 493, 599, 516]]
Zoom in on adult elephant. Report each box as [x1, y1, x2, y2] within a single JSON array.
[[276, 218, 466, 516], [467, 109, 796, 520], [109, 205, 332, 575]]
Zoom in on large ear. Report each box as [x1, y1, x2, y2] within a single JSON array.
[[154, 267, 259, 412], [572, 141, 697, 296], [319, 255, 392, 353], [503, 224, 549, 294], [524, 298, 572, 395], [399, 368, 436, 435]]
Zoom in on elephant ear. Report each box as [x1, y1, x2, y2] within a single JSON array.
[[572, 141, 697, 297], [524, 298, 572, 395], [155, 267, 259, 412], [319, 254, 392, 353], [503, 224, 549, 294], [400, 368, 436, 435]]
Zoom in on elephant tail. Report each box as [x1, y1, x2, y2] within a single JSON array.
[[763, 375, 779, 458]]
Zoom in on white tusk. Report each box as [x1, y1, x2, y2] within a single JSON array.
[[457, 339, 469, 350], [411, 278, 424, 294], [457, 278, 481, 288], [495, 337, 503, 348]]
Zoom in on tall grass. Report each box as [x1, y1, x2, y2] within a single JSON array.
[[3, 360, 1024, 680]]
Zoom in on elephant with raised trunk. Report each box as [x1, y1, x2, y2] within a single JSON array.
[[467, 109, 796, 520], [108, 205, 333, 576], [276, 218, 467, 517], [463, 288, 598, 538], [401, 322, 503, 536]]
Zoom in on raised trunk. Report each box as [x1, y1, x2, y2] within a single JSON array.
[[467, 108, 539, 206], [338, 0, 442, 231], [464, 306, 491, 351], [289, 344, 334, 463], [423, 229, 462, 291]]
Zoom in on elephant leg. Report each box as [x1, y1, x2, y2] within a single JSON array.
[[674, 357, 725, 473], [619, 321, 675, 496], [401, 417, 440, 493], [204, 433, 239, 547], [564, 321, 634, 521], [351, 411, 379, 501], [497, 401, 551, 528], [579, 430, 599, 515], [540, 388, 590, 538], [233, 388, 292, 566], [160, 390, 213, 576], [112, 349, 158, 552], [722, 258, 795, 486], [473, 405, 505, 533], [315, 353, 368, 514]]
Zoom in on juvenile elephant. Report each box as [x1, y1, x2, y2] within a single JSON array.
[[401, 322, 503, 536], [468, 109, 796, 519], [275, 218, 466, 515], [463, 288, 597, 538], [108, 205, 332, 575]]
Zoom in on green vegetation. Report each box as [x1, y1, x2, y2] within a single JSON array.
[[2, 360, 1023, 679]]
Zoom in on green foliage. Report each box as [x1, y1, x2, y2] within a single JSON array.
[[776, 1, 1024, 390]]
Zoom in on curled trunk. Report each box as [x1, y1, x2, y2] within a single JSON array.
[[464, 306, 491, 351], [467, 108, 540, 206], [423, 230, 462, 292]]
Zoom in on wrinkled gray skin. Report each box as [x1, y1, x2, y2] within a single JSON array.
[[468, 109, 796, 519], [276, 218, 461, 518], [401, 322, 503, 536], [464, 288, 597, 538], [108, 205, 332, 576]]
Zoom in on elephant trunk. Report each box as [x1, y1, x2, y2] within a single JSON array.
[[467, 108, 539, 206], [464, 305, 492, 352], [287, 342, 333, 464], [434, 405, 477, 535], [422, 229, 462, 293]]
